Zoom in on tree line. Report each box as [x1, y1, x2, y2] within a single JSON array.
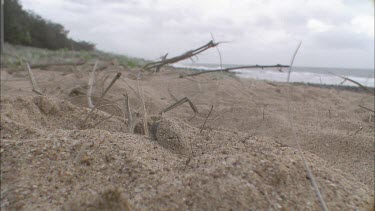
[[3, 0, 95, 51]]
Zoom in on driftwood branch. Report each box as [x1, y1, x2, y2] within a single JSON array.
[[160, 97, 199, 114], [87, 60, 98, 108], [80, 72, 122, 127], [25, 62, 44, 95], [156, 53, 169, 72], [330, 73, 375, 95], [143, 40, 219, 72], [180, 64, 289, 78]]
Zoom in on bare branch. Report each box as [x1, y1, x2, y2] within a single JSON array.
[[180, 64, 289, 78], [143, 40, 219, 72], [330, 73, 375, 95]]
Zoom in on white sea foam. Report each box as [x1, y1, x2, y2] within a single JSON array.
[[233, 69, 375, 87]]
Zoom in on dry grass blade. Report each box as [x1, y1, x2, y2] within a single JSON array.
[[24, 62, 44, 95], [140, 86, 149, 136], [286, 41, 329, 211], [210, 33, 223, 70], [200, 105, 214, 133], [120, 77, 141, 100], [167, 80, 179, 102], [136, 75, 149, 136], [87, 60, 98, 108], [80, 72, 122, 127]]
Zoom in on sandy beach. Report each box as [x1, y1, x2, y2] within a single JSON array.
[[1, 64, 374, 210]]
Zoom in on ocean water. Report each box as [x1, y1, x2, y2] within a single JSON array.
[[172, 63, 375, 88]]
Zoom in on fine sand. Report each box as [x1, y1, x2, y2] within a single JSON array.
[[1, 64, 374, 210]]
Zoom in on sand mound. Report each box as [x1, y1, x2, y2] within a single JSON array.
[[0, 96, 372, 210], [0, 96, 127, 138]]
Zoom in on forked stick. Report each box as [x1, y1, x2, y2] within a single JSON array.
[[80, 73, 122, 127], [25, 62, 44, 95], [160, 97, 199, 114], [143, 40, 219, 72], [87, 60, 99, 108]]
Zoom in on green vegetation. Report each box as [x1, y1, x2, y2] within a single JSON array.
[[4, 0, 95, 50], [2, 43, 147, 68], [2, 0, 148, 68]]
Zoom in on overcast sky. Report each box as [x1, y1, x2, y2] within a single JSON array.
[[20, 0, 374, 68]]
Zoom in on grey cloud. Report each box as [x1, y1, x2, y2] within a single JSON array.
[[19, 0, 374, 68], [312, 29, 373, 50]]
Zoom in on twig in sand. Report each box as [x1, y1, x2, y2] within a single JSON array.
[[286, 41, 328, 211], [137, 75, 149, 136], [123, 93, 137, 133], [80, 72, 121, 127], [24, 62, 44, 95], [358, 105, 375, 113], [262, 104, 268, 120], [351, 127, 363, 136], [200, 105, 214, 133], [87, 60, 99, 108], [160, 97, 199, 115], [123, 94, 132, 124], [167, 80, 179, 102]]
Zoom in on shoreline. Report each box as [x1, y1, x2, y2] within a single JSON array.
[[170, 66, 375, 93]]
